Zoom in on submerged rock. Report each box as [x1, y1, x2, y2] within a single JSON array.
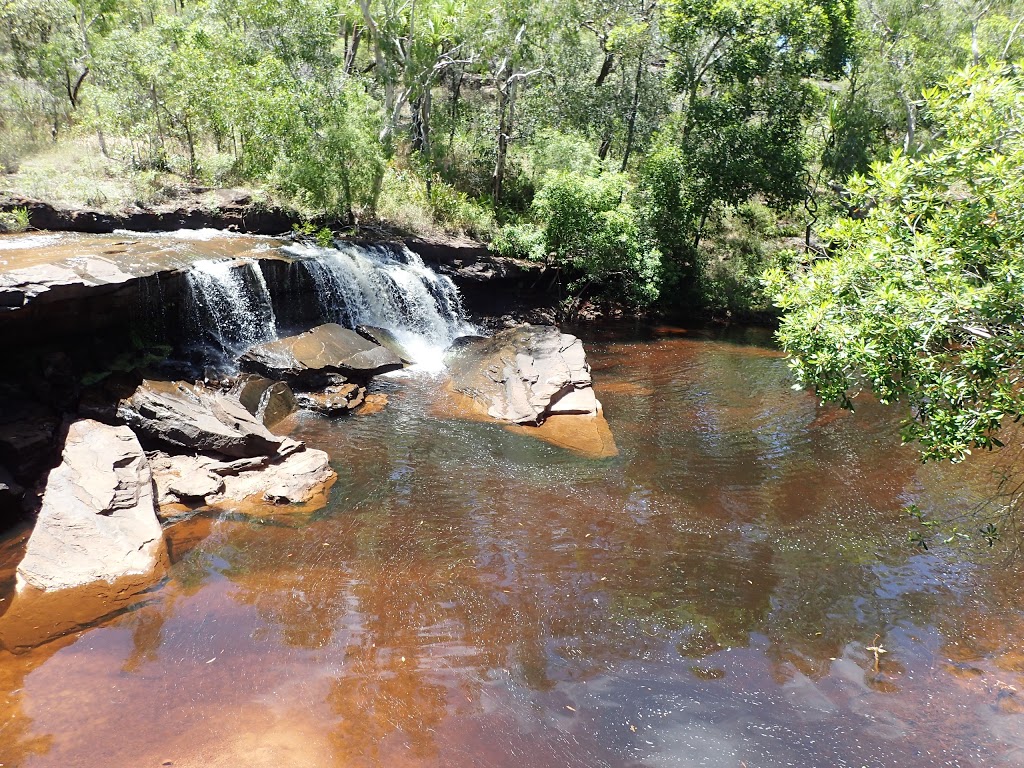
[[239, 323, 403, 387], [295, 383, 366, 416], [445, 324, 597, 425], [118, 379, 288, 458]]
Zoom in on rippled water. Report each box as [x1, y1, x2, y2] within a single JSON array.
[[1, 324, 1023, 768]]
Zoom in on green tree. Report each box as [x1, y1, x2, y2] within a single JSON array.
[[533, 170, 662, 315], [765, 65, 1024, 463]]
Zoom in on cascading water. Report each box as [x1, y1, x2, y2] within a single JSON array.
[[181, 241, 475, 372], [282, 241, 477, 370], [184, 258, 278, 363]]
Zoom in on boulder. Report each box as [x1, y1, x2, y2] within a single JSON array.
[[229, 374, 297, 427], [118, 379, 288, 458], [295, 383, 366, 416], [445, 324, 597, 425], [356, 325, 414, 364], [239, 323, 403, 387], [150, 446, 335, 511], [14, 420, 167, 593]]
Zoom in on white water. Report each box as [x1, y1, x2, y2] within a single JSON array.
[[183, 241, 476, 371], [184, 259, 278, 360], [282, 241, 476, 371]]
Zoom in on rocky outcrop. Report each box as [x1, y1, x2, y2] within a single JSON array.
[[15, 420, 167, 593], [446, 325, 597, 425], [240, 323, 403, 387], [118, 379, 289, 458], [150, 446, 335, 511], [1, 191, 297, 235]]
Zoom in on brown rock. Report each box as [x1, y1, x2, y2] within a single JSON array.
[[295, 383, 366, 415], [118, 379, 289, 458], [239, 323, 403, 387], [445, 324, 598, 425]]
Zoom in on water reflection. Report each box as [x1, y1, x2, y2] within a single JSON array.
[[0, 325, 1022, 767]]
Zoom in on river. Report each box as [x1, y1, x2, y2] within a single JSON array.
[[1, 320, 1022, 767]]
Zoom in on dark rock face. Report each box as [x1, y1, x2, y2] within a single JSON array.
[[446, 324, 596, 425], [240, 323, 403, 387], [0, 399, 62, 485], [117, 379, 288, 458], [229, 375, 297, 427], [13, 420, 167, 594], [0, 465, 24, 526], [2, 193, 297, 235]]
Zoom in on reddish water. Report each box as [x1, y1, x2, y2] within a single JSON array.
[[1, 324, 1023, 767]]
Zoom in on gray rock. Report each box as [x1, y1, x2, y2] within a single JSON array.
[[239, 323, 403, 387], [118, 379, 289, 458], [229, 374, 297, 427], [15, 419, 167, 592], [445, 324, 598, 425], [356, 325, 414, 364]]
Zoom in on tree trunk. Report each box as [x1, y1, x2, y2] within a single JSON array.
[[899, 90, 916, 155], [492, 77, 517, 205], [620, 53, 645, 172]]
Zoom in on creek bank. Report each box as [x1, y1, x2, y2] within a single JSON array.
[[0, 227, 618, 652]]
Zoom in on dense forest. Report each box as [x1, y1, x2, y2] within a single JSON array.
[[0, 0, 1021, 320]]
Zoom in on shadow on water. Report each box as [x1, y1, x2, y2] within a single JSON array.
[[1, 325, 1023, 767]]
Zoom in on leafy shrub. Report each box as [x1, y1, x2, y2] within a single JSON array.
[[490, 222, 546, 261], [534, 171, 661, 311]]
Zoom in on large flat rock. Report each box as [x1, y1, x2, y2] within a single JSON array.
[[118, 379, 289, 458], [15, 419, 167, 593], [240, 323, 403, 386], [445, 325, 597, 425]]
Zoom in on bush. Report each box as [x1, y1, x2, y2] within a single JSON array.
[[534, 171, 661, 311], [491, 222, 546, 261]]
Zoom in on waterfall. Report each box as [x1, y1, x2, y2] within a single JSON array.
[[282, 241, 476, 369], [183, 259, 278, 362], [181, 241, 475, 371]]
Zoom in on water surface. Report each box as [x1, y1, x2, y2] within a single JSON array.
[[1, 324, 1022, 767]]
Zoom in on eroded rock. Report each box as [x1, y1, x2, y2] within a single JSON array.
[[229, 374, 297, 427], [150, 446, 335, 512], [295, 383, 366, 416], [239, 323, 403, 387], [118, 379, 288, 458], [14, 419, 167, 593], [445, 324, 597, 425]]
